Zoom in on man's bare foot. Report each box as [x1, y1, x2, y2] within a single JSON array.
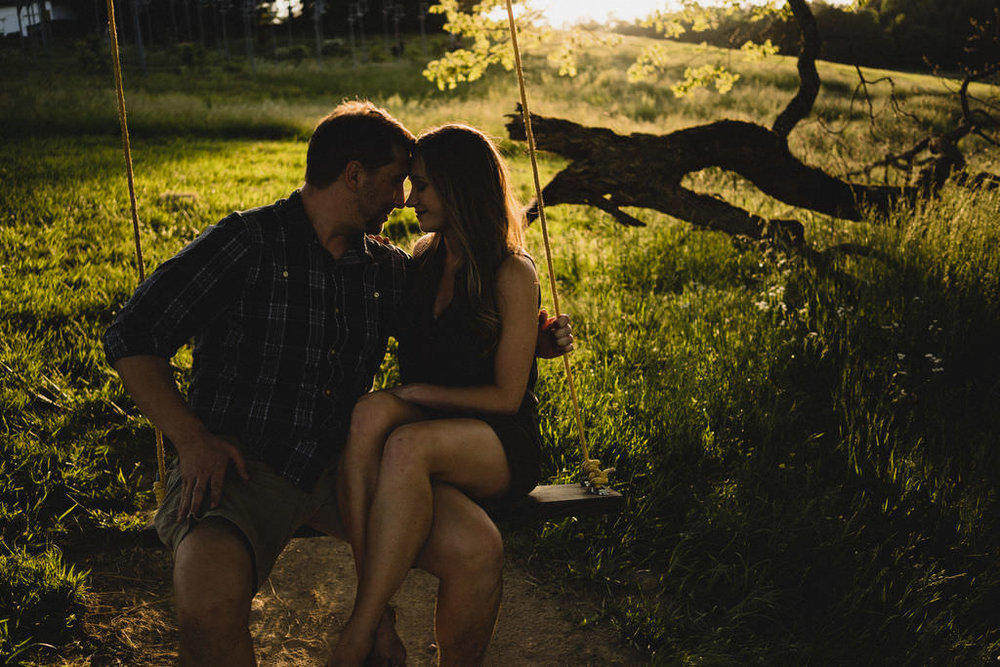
[[365, 605, 406, 667]]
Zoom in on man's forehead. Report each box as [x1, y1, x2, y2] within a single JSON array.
[[399, 148, 413, 174], [384, 145, 411, 177], [369, 158, 408, 182]]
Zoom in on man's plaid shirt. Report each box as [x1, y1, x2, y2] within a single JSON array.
[[103, 191, 409, 490]]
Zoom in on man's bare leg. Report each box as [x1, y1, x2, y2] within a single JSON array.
[[173, 517, 256, 666], [416, 483, 504, 666]]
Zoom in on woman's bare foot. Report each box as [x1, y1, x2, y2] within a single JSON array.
[[365, 606, 406, 666]]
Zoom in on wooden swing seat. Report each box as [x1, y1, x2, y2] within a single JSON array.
[[140, 483, 622, 547], [483, 483, 624, 522], [287, 483, 623, 539], [286, 484, 624, 540]]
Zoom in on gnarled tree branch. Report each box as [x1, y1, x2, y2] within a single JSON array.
[[507, 110, 915, 245], [772, 0, 820, 140]]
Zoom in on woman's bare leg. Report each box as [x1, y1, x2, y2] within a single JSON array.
[[334, 392, 425, 665], [336, 391, 425, 575], [328, 418, 510, 666]]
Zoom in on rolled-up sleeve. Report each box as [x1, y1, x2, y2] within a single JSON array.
[[103, 213, 254, 366]]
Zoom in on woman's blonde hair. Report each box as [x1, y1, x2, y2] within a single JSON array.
[[412, 124, 526, 350]]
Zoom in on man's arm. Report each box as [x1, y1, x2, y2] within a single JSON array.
[[104, 215, 256, 519], [114, 355, 248, 521]]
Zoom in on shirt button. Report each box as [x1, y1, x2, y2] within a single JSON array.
[[282, 270, 289, 278], [324, 388, 332, 397], [329, 347, 336, 356], [373, 291, 380, 299]]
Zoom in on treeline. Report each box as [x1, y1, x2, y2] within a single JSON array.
[[613, 0, 999, 73], [8, 0, 444, 56]]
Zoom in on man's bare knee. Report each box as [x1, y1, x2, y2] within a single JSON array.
[[451, 518, 502, 580], [174, 518, 254, 633], [418, 486, 503, 581]]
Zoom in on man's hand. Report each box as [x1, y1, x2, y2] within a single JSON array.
[[367, 233, 392, 246], [536, 309, 574, 359], [174, 432, 249, 523], [110, 356, 251, 523]]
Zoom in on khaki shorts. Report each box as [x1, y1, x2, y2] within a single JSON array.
[[154, 457, 343, 591]]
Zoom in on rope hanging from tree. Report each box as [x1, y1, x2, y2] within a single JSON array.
[[105, 0, 168, 505], [503, 0, 614, 491]]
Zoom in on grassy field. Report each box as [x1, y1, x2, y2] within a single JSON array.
[[2, 31, 1000, 663]]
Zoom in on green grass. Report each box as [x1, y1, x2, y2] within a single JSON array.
[[0, 547, 87, 665], [2, 30, 999, 663], [520, 190, 1000, 662]]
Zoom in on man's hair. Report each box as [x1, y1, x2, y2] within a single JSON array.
[[305, 101, 415, 187]]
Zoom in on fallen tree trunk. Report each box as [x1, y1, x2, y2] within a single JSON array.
[[506, 112, 916, 244]]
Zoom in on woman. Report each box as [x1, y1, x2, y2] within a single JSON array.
[[331, 124, 542, 665]]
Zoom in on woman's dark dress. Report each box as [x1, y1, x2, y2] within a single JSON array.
[[396, 253, 541, 500]]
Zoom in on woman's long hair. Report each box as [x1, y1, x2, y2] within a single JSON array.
[[411, 124, 526, 352]]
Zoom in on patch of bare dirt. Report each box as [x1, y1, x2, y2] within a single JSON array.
[[56, 536, 649, 665]]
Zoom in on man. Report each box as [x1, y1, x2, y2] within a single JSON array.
[[103, 100, 571, 666]]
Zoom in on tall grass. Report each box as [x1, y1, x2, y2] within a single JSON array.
[[514, 186, 1000, 662], [2, 31, 999, 663]]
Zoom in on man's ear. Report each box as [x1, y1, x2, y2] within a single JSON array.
[[343, 160, 365, 192]]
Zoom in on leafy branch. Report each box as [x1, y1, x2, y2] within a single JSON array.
[[422, 0, 784, 96]]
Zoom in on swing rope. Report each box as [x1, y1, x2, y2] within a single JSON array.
[[106, 0, 168, 504], [503, 0, 613, 491]]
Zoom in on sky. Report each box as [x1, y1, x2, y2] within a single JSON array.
[[532, 0, 855, 28]]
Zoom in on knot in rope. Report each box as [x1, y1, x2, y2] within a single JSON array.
[[581, 458, 615, 493]]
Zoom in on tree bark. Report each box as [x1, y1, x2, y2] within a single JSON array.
[[506, 111, 914, 244], [772, 0, 820, 141]]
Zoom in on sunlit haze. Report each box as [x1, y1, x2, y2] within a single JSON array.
[[532, 0, 855, 28], [533, 0, 666, 26]]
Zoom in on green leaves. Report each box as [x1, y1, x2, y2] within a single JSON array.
[[423, 0, 521, 90], [423, 0, 783, 98], [739, 38, 781, 61], [671, 64, 742, 97]]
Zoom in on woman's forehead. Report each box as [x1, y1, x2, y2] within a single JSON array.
[[409, 156, 428, 177]]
